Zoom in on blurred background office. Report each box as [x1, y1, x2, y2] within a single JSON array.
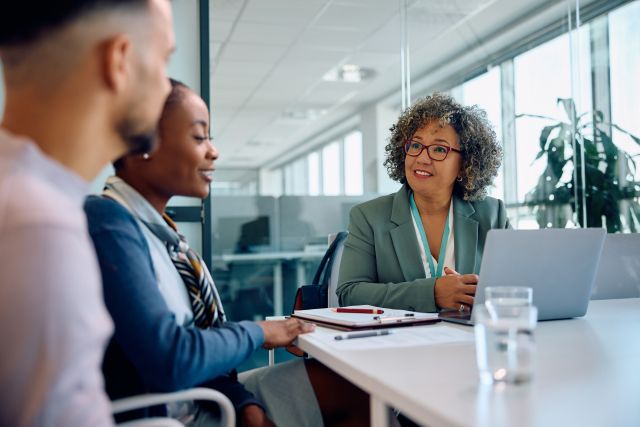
[[2, 0, 637, 369]]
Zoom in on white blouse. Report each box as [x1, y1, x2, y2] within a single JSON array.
[[410, 201, 456, 279]]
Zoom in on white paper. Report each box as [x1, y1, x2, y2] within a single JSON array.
[[311, 324, 474, 351]]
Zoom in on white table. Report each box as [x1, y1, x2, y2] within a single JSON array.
[[213, 251, 325, 315], [296, 298, 640, 427]]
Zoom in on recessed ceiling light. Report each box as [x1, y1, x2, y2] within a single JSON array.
[[281, 108, 327, 121], [246, 140, 273, 146], [323, 64, 376, 83]]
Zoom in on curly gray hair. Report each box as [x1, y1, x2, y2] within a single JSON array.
[[383, 92, 503, 201]]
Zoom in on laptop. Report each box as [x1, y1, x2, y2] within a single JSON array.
[[439, 228, 606, 325], [591, 233, 640, 300]]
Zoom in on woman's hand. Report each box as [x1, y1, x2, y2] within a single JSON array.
[[240, 404, 276, 427], [258, 318, 315, 349], [434, 267, 478, 311]]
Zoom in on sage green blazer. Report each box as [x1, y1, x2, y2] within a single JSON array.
[[337, 185, 511, 312]]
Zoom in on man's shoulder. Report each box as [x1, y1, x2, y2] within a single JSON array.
[[0, 169, 85, 231], [0, 133, 88, 231]]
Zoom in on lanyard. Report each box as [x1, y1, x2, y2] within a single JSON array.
[[409, 192, 450, 278]]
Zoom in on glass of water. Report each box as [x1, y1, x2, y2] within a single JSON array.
[[473, 303, 538, 384]]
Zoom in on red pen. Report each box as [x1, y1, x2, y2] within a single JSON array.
[[332, 307, 385, 314]]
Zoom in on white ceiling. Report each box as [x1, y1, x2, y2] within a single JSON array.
[[210, 0, 565, 170]]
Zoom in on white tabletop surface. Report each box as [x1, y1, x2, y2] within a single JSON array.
[[296, 298, 640, 427]]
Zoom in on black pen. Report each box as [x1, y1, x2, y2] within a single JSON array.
[[334, 330, 393, 341]]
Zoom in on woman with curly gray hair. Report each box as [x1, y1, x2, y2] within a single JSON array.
[[337, 93, 510, 313]]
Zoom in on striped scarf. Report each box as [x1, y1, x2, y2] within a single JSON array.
[[142, 214, 225, 328]]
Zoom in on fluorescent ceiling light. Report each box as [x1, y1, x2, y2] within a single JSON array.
[[323, 64, 377, 83]]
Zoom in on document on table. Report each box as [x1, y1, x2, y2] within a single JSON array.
[[313, 324, 474, 350], [292, 305, 439, 330]]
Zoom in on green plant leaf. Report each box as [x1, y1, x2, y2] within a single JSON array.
[[558, 98, 576, 124], [539, 124, 560, 151], [592, 110, 604, 123], [612, 124, 640, 145]]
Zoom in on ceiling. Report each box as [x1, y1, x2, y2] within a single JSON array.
[[210, 0, 564, 170]]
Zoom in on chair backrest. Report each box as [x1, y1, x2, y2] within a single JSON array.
[[327, 234, 347, 308], [292, 231, 348, 311]]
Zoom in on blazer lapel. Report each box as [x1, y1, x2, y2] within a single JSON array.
[[453, 196, 479, 273], [390, 186, 425, 281]]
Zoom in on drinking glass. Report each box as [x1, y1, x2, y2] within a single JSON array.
[[473, 303, 538, 384]]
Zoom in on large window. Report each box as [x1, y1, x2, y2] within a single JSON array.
[[609, 1, 640, 231], [511, 26, 593, 229], [280, 130, 364, 196], [344, 131, 364, 196], [307, 152, 321, 196], [458, 67, 504, 201], [514, 29, 592, 203], [322, 142, 341, 195]]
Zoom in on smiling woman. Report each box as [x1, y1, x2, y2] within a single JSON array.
[[337, 92, 511, 313], [84, 79, 369, 426]]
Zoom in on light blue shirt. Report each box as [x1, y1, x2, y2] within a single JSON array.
[[0, 129, 114, 427]]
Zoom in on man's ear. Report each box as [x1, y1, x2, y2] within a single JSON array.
[[100, 34, 133, 93]]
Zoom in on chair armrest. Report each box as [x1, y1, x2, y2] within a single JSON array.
[[117, 417, 186, 427], [112, 388, 235, 427]]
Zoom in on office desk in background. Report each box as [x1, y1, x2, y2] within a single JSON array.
[[296, 298, 640, 427], [213, 250, 326, 316]]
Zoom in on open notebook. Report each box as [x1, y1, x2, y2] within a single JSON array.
[[292, 305, 439, 331]]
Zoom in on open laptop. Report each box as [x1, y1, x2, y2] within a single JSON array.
[[591, 233, 640, 300], [439, 228, 606, 325]]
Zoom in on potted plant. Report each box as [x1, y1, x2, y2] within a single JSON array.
[[519, 98, 640, 232]]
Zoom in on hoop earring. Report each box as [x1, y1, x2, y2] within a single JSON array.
[[456, 176, 463, 182]]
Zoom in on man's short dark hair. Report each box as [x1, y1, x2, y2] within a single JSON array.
[[0, 0, 147, 48]]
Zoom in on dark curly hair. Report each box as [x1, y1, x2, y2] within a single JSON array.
[[383, 92, 503, 201]]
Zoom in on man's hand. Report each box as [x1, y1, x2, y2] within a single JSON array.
[[434, 266, 478, 311], [258, 318, 315, 349], [240, 404, 276, 427]]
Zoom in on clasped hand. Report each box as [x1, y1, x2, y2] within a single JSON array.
[[434, 266, 478, 311]]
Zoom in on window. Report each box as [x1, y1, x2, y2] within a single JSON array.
[[344, 131, 363, 195], [307, 152, 321, 196], [322, 142, 341, 195], [609, 1, 640, 231], [460, 67, 504, 201], [514, 29, 592, 205], [610, 2, 640, 154]]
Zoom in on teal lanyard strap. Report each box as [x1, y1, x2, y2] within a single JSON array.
[[409, 192, 450, 278]]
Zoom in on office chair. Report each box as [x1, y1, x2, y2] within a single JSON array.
[[112, 388, 235, 427], [326, 232, 347, 308], [267, 232, 348, 366]]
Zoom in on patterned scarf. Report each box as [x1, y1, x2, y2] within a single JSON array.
[[103, 179, 225, 328]]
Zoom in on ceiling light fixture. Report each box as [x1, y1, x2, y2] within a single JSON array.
[[323, 64, 376, 83], [281, 108, 328, 121]]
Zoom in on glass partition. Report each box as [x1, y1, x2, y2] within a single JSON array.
[[608, 1, 640, 232]]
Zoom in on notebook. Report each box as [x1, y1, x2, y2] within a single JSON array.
[[292, 305, 439, 331], [439, 228, 607, 325]]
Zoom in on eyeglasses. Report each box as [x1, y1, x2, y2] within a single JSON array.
[[404, 140, 461, 161]]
